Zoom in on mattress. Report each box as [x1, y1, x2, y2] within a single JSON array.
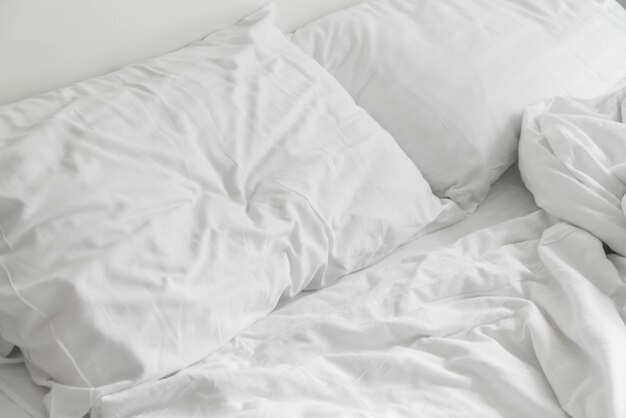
[[0, 164, 537, 418]]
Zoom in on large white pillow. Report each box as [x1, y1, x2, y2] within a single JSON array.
[[0, 5, 453, 417], [291, 0, 626, 211]]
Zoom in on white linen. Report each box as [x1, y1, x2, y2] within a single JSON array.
[[92, 210, 626, 418], [0, 392, 34, 418], [0, 362, 46, 418], [0, 337, 12, 357], [520, 86, 626, 256], [291, 0, 626, 211], [90, 92, 626, 417], [0, 164, 537, 418], [386, 165, 538, 259], [0, 5, 453, 417]]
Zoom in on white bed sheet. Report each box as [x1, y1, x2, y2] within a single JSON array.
[[0, 164, 536, 418], [0, 363, 46, 418], [0, 392, 32, 418], [381, 164, 537, 262]]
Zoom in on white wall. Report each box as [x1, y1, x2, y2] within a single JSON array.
[[1, 0, 624, 105], [0, 0, 360, 105]]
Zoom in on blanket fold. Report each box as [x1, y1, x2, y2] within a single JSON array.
[[519, 87, 626, 256], [91, 88, 626, 417], [520, 85, 626, 328]]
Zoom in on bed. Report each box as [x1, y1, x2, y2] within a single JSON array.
[[0, 1, 625, 417]]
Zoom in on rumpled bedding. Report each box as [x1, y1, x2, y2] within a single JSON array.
[[91, 88, 626, 417], [520, 86, 626, 257], [0, 6, 455, 417]]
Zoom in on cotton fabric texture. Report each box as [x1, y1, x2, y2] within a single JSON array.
[[0, 5, 451, 417], [291, 0, 626, 211], [91, 87, 626, 418], [520, 86, 626, 257]]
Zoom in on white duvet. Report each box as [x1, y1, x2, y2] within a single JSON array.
[[92, 89, 626, 417]]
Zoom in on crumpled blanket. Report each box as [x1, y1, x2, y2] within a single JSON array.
[[520, 86, 626, 319], [520, 87, 626, 256], [91, 88, 626, 418]]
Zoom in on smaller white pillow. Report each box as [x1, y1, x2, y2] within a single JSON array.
[[291, 0, 626, 211]]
